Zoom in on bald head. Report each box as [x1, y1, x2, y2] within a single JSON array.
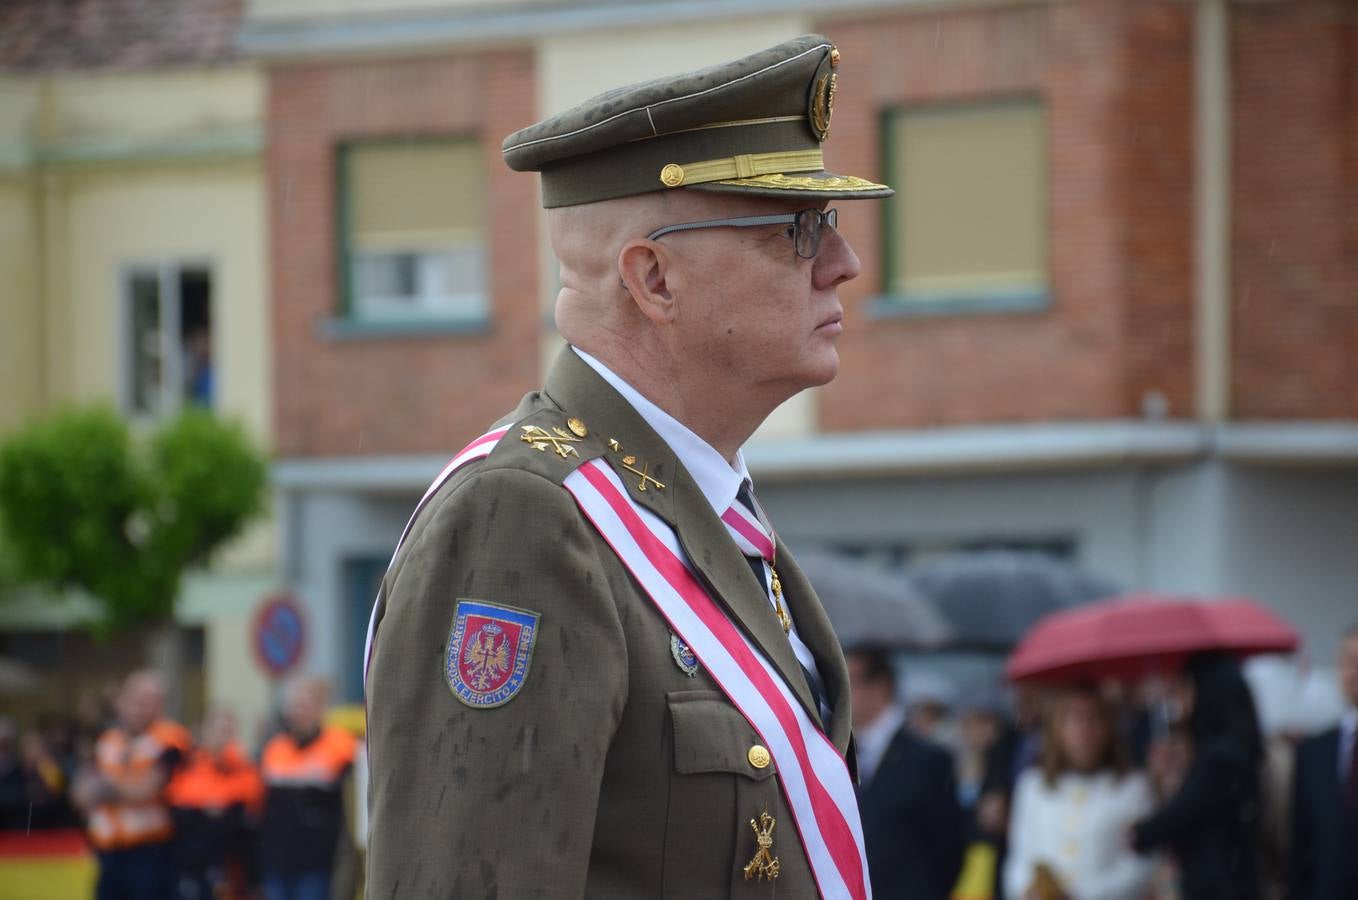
[[550, 193, 661, 350], [282, 675, 329, 737]]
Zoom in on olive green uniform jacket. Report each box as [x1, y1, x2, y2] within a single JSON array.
[[365, 348, 855, 899]]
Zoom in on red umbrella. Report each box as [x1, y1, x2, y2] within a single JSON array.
[[1005, 594, 1300, 684]]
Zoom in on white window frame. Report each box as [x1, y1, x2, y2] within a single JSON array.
[[117, 258, 214, 420], [350, 237, 487, 323]]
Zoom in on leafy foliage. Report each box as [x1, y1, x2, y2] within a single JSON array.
[[0, 407, 267, 630]]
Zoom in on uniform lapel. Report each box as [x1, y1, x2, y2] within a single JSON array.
[[775, 545, 853, 753], [672, 483, 823, 731], [541, 347, 823, 729]]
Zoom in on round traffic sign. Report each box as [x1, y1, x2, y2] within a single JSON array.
[[252, 594, 306, 678]]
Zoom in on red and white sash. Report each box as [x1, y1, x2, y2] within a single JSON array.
[[565, 458, 871, 900], [363, 426, 510, 685]]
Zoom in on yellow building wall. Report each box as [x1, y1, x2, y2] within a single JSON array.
[[0, 175, 42, 429], [41, 69, 260, 150], [57, 161, 270, 443], [3, 67, 275, 569], [0, 79, 42, 429], [54, 158, 276, 572], [535, 16, 819, 440], [0, 67, 278, 734]]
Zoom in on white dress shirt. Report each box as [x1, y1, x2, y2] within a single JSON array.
[[573, 347, 827, 701], [1003, 768, 1157, 900], [854, 703, 907, 787]]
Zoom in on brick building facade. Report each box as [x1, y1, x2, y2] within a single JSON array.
[[267, 51, 541, 457], [250, 0, 1358, 698]]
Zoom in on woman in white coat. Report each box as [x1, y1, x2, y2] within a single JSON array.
[[1003, 686, 1156, 900]]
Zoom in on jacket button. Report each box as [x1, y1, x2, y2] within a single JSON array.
[[747, 745, 771, 769]]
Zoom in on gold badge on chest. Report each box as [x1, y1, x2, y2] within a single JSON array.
[[743, 810, 781, 882]]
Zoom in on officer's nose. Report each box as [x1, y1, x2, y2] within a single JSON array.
[[812, 223, 861, 290]]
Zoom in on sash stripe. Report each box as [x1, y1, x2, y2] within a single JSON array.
[[567, 460, 870, 900], [363, 426, 510, 687], [721, 503, 776, 561]]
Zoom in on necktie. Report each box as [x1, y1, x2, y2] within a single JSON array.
[[723, 482, 832, 725]]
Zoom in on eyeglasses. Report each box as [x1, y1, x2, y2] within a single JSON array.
[[646, 207, 839, 260]]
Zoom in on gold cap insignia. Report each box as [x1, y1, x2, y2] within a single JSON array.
[[659, 163, 685, 187], [810, 72, 837, 142]]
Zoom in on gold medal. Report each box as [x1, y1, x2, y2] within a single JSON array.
[[743, 811, 781, 881], [770, 565, 790, 634]]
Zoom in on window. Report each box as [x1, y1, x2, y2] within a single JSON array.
[[882, 100, 1048, 310], [122, 264, 213, 416], [341, 139, 488, 326]]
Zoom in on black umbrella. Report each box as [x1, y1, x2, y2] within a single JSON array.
[[793, 548, 953, 650], [909, 551, 1118, 651]]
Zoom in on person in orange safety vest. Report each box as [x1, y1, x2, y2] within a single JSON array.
[[73, 670, 192, 900], [166, 707, 264, 900], [258, 676, 356, 900]]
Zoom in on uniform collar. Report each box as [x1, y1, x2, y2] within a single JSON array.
[[572, 347, 748, 516]]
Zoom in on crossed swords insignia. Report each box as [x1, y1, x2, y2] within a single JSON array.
[[518, 423, 665, 492]]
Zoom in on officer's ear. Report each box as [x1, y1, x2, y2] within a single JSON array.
[[618, 239, 675, 325]]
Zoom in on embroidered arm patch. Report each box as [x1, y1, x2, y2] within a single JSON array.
[[445, 600, 540, 708]]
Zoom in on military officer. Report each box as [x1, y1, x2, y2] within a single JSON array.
[[364, 35, 893, 899]]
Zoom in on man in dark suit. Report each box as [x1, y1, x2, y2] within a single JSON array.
[[1291, 624, 1358, 900], [849, 647, 967, 900]]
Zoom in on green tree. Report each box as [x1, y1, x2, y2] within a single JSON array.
[[0, 406, 267, 632]]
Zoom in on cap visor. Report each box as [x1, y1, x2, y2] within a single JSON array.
[[688, 168, 893, 200]]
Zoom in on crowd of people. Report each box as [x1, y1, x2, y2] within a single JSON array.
[[0, 670, 360, 900], [849, 622, 1358, 900], [3, 626, 1355, 900]]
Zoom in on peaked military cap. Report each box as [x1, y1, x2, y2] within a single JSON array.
[[502, 34, 893, 208]]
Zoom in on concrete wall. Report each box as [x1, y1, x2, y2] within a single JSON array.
[[759, 466, 1150, 587], [760, 461, 1358, 668], [178, 570, 283, 748], [1219, 468, 1358, 666], [283, 489, 414, 690]]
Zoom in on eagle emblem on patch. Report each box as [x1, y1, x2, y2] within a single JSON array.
[[445, 600, 539, 708]]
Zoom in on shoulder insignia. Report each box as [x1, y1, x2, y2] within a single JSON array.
[[519, 422, 584, 458], [604, 437, 666, 492], [445, 600, 540, 708]]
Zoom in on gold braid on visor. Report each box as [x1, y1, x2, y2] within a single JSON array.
[[658, 149, 825, 188]]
